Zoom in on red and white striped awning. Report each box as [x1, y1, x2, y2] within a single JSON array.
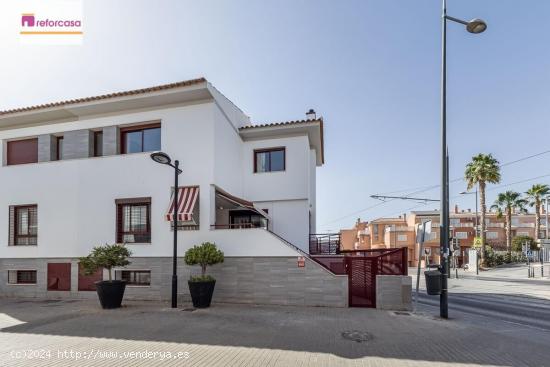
[[165, 186, 199, 222]]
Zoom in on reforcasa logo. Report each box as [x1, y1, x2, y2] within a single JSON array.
[[21, 14, 35, 27], [21, 13, 82, 28]]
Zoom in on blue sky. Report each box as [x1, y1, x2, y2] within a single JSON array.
[[1, 0, 549, 232]]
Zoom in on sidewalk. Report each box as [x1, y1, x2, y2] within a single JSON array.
[[0, 298, 549, 366]]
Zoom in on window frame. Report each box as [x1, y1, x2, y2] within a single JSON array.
[[120, 123, 161, 154], [93, 130, 103, 157], [115, 269, 151, 286], [253, 147, 286, 173], [7, 270, 37, 285], [115, 198, 151, 244], [55, 136, 64, 161], [13, 204, 38, 246]]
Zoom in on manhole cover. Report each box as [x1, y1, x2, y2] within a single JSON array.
[[341, 330, 373, 343]]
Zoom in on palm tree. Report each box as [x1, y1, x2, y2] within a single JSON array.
[[491, 191, 527, 257], [465, 153, 501, 266], [525, 184, 550, 243]]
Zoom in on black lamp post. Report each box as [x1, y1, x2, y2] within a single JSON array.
[[151, 152, 182, 308], [440, 0, 486, 319]]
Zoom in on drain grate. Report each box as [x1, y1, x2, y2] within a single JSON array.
[[341, 330, 373, 343], [393, 311, 411, 316], [182, 308, 196, 312]]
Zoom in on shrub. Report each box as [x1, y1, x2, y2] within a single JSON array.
[[79, 244, 131, 281], [511, 235, 537, 252], [184, 242, 224, 282]]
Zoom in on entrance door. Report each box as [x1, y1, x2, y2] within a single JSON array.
[[47, 263, 71, 291], [347, 257, 377, 307]]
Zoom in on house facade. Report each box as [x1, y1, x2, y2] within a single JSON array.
[[0, 78, 347, 306]]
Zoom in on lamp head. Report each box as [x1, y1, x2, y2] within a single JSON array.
[[466, 19, 487, 34], [150, 152, 171, 165]]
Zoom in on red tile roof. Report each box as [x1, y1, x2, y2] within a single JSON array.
[[239, 118, 322, 130], [0, 77, 207, 116]]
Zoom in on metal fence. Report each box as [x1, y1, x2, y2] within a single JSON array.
[[309, 233, 341, 255]]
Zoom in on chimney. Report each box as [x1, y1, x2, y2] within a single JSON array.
[[454, 204, 459, 214], [467, 208, 471, 213], [306, 109, 316, 120], [403, 213, 406, 221]]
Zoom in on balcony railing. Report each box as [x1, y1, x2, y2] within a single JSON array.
[[211, 223, 266, 230], [309, 233, 341, 255]]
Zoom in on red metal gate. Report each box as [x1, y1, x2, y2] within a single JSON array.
[[346, 256, 377, 307], [345, 248, 408, 308]]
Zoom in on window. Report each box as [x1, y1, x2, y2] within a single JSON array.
[[450, 218, 460, 227], [120, 123, 161, 154], [517, 231, 530, 237], [486, 232, 498, 239], [115, 270, 150, 286], [455, 231, 468, 239], [55, 136, 64, 160], [8, 270, 37, 284], [373, 224, 379, 239], [94, 131, 103, 157], [7, 138, 38, 165], [228, 209, 268, 229], [9, 205, 38, 246], [116, 198, 151, 243], [254, 148, 285, 173], [397, 234, 407, 242], [512, 218, 520, 226]]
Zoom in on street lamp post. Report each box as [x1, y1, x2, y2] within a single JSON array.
[[440, 0, 486, 319], [151, 152, 183, 308]]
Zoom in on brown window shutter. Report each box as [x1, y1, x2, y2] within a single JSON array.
[[116, 204, 123, 243], [8, 206, 15, 246]]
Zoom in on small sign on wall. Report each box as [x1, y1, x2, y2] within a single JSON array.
[[298, 256, 305, 267]]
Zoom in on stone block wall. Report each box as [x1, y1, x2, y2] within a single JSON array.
[[375, 275, 412, 311], [0, 256, 348, 307]]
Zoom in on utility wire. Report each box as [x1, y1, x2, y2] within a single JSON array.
[[320, 148, 550, 227]]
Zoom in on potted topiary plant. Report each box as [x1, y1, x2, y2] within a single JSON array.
[[184, 242, 224, 308], [79, 244, 132, 309]]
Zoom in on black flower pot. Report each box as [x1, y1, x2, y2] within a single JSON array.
[[188, 279, 216, 308], [95, 280, 126, 309]]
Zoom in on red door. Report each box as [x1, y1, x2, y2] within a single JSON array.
[[47, 263, 71, 291], [78, 263, 102, 291]]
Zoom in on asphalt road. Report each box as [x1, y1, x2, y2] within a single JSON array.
[[413, 265, 550, 332]]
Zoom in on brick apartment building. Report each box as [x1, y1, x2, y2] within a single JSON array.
[[341, 205, 548, 266]]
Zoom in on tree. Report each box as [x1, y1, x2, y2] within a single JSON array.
[[491, 191, 527, 257], [511, 235, 536, 252], [465, 153, 501, 266], [525, 184, 550, 243], [184, 242, 224, 281], [79, 244, 132, 281]]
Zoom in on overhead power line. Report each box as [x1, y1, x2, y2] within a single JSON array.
[[319, 148, 550, 228]]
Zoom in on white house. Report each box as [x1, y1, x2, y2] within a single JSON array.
[[0, 78, 347, 306]]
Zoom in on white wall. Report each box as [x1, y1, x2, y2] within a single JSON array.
[[253, 199, 310, 252], [0, 102, 319, 258], [242, 135, 310, 202], [308, 149, 317, 233]]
